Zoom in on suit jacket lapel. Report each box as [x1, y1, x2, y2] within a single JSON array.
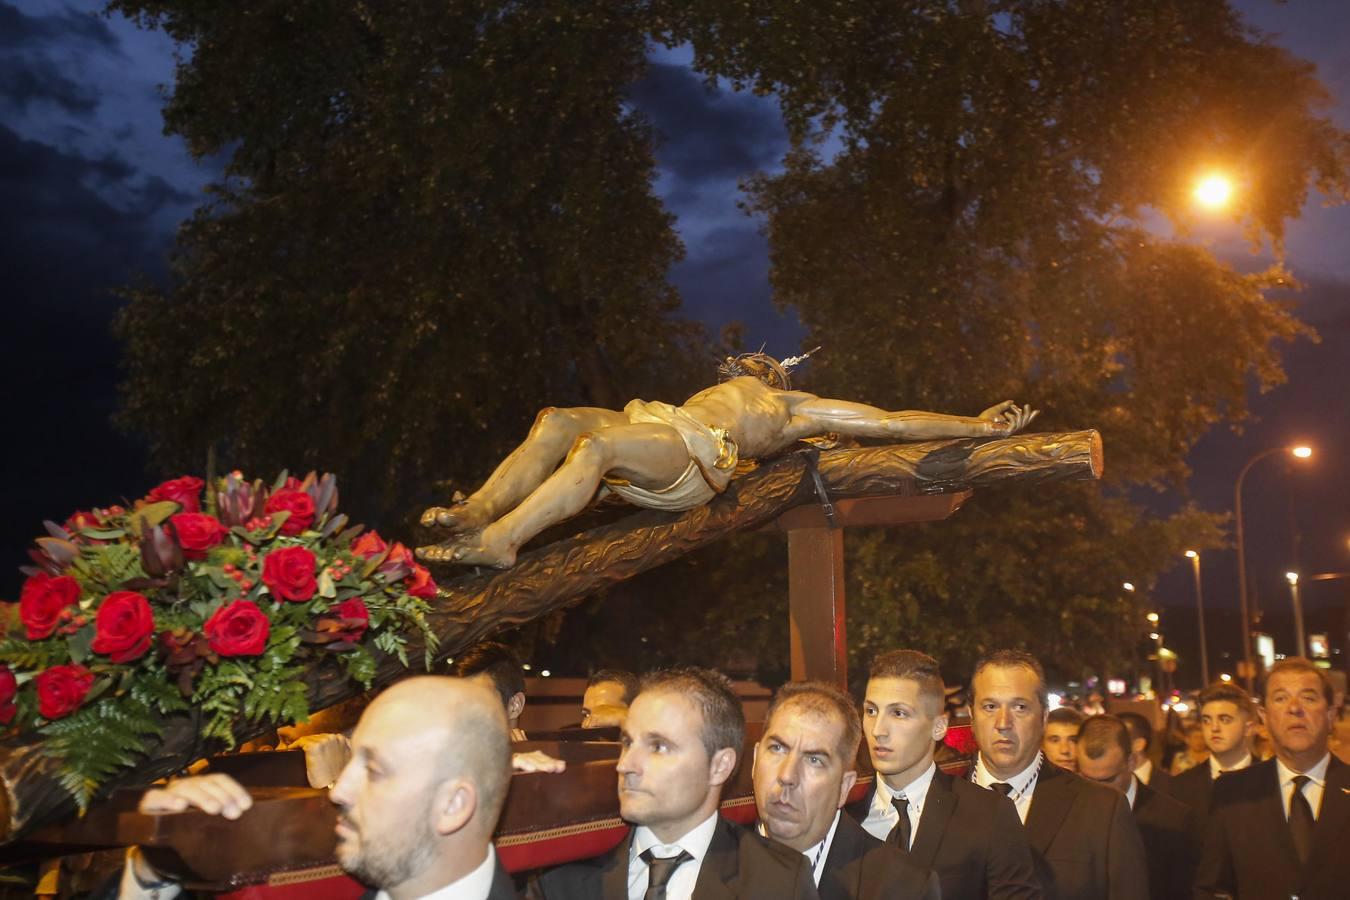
[[909, 769, 955, 871], [600, 830, 635, 900], [1024, 762, 1074, 854], [691, 817, 738, 900], [1303, 756, 1350, 879]]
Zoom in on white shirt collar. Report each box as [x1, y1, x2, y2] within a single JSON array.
[[974, 750, 1043, 797], [373, 844, 497, 900], [1276, 752, 1331, 787], [1132, 758, 1153, 784], [874, 761, 937, 814], [1209, 752, 1252, 779], [632, 810, 720, 865], [1126, 775, 1139, 809]]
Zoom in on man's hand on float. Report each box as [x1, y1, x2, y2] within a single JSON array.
[[286, 732, 353, 789], [139, 772, 254, 820], [512, 750, 567, 774], [977, 401, 1038, 435]]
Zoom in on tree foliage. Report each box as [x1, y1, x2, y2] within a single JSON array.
[[111, 0, 1349, 682]]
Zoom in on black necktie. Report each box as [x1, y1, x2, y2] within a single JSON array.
[[991, 781, 1014, 797], [641, 848, 693, 900], [888, 795, 912, 852], [1288, 775, 1315, 866]]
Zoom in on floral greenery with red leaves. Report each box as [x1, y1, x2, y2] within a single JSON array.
[[0, 471, 438, 808]]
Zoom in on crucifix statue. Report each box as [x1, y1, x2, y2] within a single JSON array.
[[417, 352, 1037, 568]]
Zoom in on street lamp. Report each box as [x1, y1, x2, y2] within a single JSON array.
[[1186, 549, 1210, 685], [1235, 445, 1313, 690], [1193, 173, 1235, 210], [1286, 571, 1307, 659]]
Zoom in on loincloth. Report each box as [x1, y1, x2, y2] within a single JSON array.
[[600, 399, 739, 512]]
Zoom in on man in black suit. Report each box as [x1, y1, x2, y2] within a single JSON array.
[[533, 667, 816, 900], [1195, 657, 1350, 900], [1118, 711, 1174, 797], [118, 676, 519, 899], [970, 650, 1147, 900], [753, 680, 937, 899], [846, 649, 1041, 899], [1076, 714, 1199, 900], [1170, 682, 1255, 819]]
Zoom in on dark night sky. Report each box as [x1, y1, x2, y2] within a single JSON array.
[[3, 1, 1347, 686]]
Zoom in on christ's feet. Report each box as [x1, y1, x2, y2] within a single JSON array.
[[418, 493, 493, 533], [415, 529, 518, 569]]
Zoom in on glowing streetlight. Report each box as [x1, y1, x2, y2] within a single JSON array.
[[1234, 445, 1314, 689], [1193, 174, 1234, 209], [1146, 612, 1160, 624], [1220, 673, 1232, 683], [1185, 549, 1198, 559], [1187, 549, 1209, 684], [1123, 582, 1136, 593], [1286, 571, 1306, 658]]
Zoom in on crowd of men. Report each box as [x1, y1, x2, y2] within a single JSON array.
[[106, 648, 1347, 900]]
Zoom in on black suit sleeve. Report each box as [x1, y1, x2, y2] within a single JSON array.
[[1104, 792, 1148, 900], [987, 793, 1043, 900], [1192, 802, 1235, 900]]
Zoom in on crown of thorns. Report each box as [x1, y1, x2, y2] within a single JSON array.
[[717, 347, 819, 390]]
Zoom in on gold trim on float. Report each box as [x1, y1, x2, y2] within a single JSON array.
[[498, 816, 627, 846], [267, 864, 347, 886]]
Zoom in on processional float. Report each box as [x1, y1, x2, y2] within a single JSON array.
[[0, 352, 1102, 894]]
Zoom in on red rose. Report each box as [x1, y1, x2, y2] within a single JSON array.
[[147, 476, 205, 513], [261, 546, 317, 602], [405, 564, 438, 599], [35, 664, 95, 720], [19, 573, 80, 640], [351, 531, 388, 559], [329, 598, 370, 642], [89, 591, 155, 663], [264, 489, 315, 535], [63, 510, 103, 533], [169, 513, 229, 560], [0, 665, 16, 725], [204, 600, 270, 656]]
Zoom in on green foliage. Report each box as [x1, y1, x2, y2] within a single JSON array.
[[40, 692, 163, 809]]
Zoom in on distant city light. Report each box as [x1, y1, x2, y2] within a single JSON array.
[[1291, 446, 1312, 458], [1286, 571, 1299, 585], [1047, 692, 1063, 709], [1172, 701, 1190, 714], [1219, 673, 1232, 682], [540, 669, 551, 677], [1185, 549, 1198, 559], [1147, 612, 1160, 624], [1149, 632, 1160, 641], [1123, 582, 1135, 592], [522, 663, 532, 671], [1193, 174, 1234, 209]]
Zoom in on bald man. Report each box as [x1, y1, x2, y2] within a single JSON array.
[[115, 677, 518, 900]]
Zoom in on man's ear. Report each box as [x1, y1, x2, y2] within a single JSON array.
[[708, 747, 737, 787], [1131, 736, 1147, 756], [506, 692, 526, 723], [931, 713, 950, 743], [432, 777, 477, 837], [837, 769, 858, 808]]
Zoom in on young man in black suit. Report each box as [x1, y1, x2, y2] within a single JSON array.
[[118, 677, 520, 900], [846, 650, 1041, 900], [1117, 711, 1174, 797], [532, 667, 816, 900], [754, 681, 937, 899], [969, 650, 1147, 900], [1169, 682, 1255, 818], [1195, 657, 1350, 900], [1076, 714, 1199, 900]]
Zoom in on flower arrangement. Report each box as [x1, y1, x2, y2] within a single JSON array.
[[0, 471, 438, 807]]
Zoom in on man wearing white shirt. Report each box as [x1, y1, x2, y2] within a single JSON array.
[[844, 650, 1040, 899], [1196, 657, 1350, 900], [970, 650, 1146, 900], [114, 676, 518, 900], [1075, 715, 1198, 900], [1170, 682, 1255, 818], [753, 681, 937, 900], [532, 667, 816, 900]]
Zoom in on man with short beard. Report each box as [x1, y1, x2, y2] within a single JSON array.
[[845, 650, 1041, 899], [969, 650, 1146, 900], [113, 676, 517, 899], [532, 667, 816, 900], [1195, 657, 1350, 900], [753, 681, 937, 899], [1169, 682, 1255, 818]]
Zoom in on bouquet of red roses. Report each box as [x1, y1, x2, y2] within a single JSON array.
[[1, 470, 438, 807]]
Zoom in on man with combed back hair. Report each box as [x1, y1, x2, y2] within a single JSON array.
[[1075, 715, 1197, 900], [969, 649, 1146, 900], [583, 669, 640, 729], [113, 676, 518, 899], [1195, 658, 1350, 900], [1169, 682, 1256, 819], [532, 666, 816, 900], [754, 681, 938, 899], [1116, 711, 1173, 797], [845, 649, 1041, 899]]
